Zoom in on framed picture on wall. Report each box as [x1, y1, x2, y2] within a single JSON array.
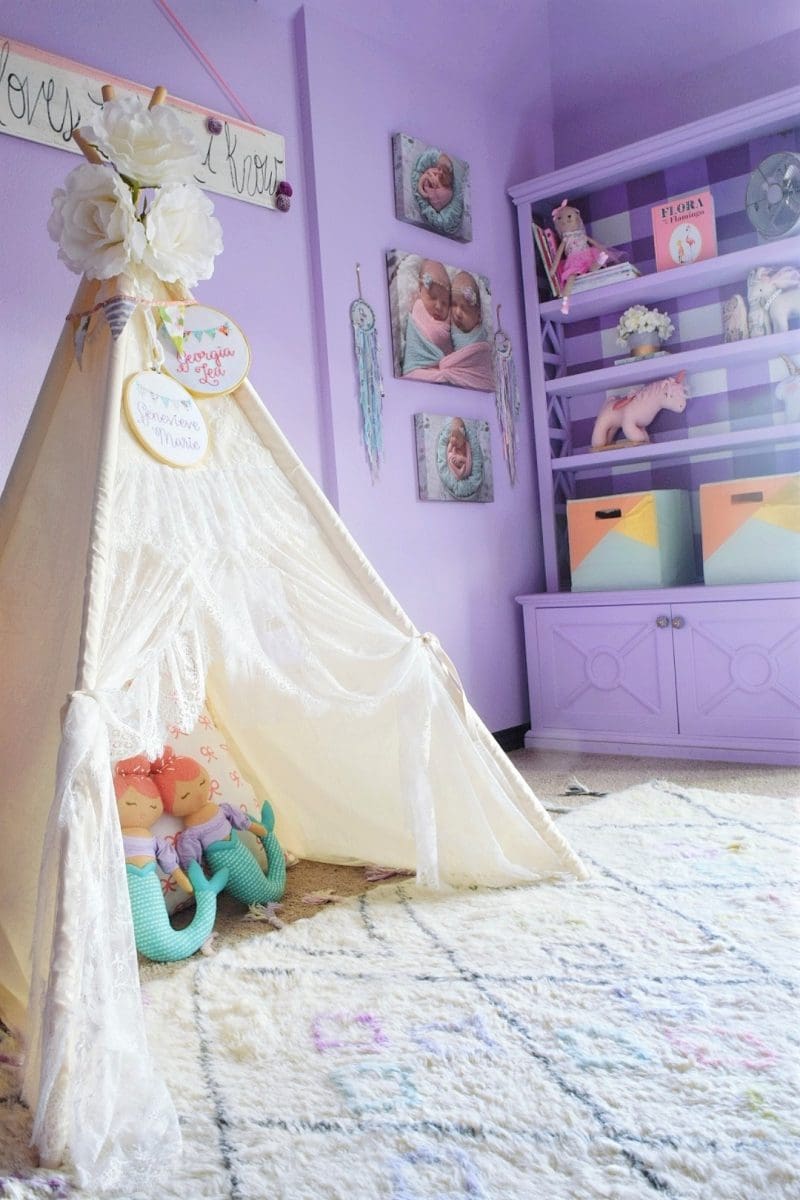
[[414, 413, 493, 503], [386, 249, 495, 392], [392, 133, 472, 243]]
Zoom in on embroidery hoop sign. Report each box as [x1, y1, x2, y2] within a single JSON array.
[[124, 370, 209, 466], [158, 305, 251, 397]]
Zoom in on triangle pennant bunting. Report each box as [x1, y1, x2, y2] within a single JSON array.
[[157, 305, 186, 356], [103, 296, 137, 341]]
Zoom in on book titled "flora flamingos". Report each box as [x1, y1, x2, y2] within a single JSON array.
[[651, 189, 717, 271]]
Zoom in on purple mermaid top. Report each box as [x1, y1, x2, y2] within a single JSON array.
[[177, 803, 253, 870], [122, 833, 179, 876]]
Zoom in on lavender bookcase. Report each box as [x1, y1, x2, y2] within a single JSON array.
[[509, 87, 800, 765]]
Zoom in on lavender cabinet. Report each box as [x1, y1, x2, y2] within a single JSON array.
[[509, 87, 800, 765], [518, 586, 800, 764]]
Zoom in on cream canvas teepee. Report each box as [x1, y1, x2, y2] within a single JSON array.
[[0, 88, 587, 1190]]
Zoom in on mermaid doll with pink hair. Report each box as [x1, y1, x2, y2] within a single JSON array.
[[114, 756, 229, 961], [551, 198, 616, 314], [150, 747, 286, 906]]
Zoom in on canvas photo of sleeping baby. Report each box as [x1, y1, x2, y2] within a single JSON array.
[[386, 250, 495, 392], [414, 412, 494, 503], [392, 132, 472, 242]]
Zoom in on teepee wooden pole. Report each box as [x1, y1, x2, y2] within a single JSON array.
[[101, 84, 116, 102], [71, 129, 103, 164], [149, 85, 168, 109]]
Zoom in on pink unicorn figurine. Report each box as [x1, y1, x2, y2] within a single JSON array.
[[591, 371, 688, 449]]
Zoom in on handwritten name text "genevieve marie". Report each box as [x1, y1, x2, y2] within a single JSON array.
[[135, 397, 203, 436]]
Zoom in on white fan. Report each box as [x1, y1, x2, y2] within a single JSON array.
[[745, 151, 800, 239]]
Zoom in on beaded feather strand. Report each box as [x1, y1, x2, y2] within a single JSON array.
[[493, 305, 521, 484], [350, 263, 385, 480]]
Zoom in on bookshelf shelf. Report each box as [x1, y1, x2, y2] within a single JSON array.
[[508, 86, 800, 765], [551, 422, 800, 473], [544, 329, 800, 397], [538, 237, 800, 324]]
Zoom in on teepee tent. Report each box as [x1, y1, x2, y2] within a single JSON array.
[[0, 89, 587, 1190]]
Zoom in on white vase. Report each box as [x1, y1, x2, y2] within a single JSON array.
[[627, 331, 662, 357]]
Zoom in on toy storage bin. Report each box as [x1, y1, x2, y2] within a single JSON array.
[[567, 489, 695, 591], [700, 473, 800, 585]]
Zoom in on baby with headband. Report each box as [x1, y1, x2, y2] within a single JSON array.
[[402, 258, 454, 375], [450, 271, 487, 347]]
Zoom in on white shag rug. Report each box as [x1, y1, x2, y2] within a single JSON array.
[[2, 780, 799, 1200]]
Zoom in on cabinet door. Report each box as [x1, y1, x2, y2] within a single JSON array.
[[673, 599, 800, 742], [534, 605, 678, 735]]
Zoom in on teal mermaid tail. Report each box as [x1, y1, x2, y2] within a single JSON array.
[[205, 801, 286, 905], [125, 860, 229, 962]]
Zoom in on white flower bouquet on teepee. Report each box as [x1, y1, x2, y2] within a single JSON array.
[[48, 91, 222, 291]]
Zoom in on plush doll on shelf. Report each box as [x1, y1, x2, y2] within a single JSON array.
[[551, 198, 615, 314], [114, 755, 229, 962], [150, 747, 286, 905]]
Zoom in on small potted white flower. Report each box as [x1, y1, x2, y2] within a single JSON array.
[[616, 305, 675, 357]]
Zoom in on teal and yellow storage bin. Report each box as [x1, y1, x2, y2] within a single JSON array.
[[699, 473, 800, 585], [567, 489, 695, 591]]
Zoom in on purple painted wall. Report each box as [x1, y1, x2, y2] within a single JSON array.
[[0, 0, 552, 731], [296, 8, 553, 729], [549, 0, 800, 165]]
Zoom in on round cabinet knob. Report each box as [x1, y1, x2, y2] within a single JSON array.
[[656, 615, 669, 628], [671, 615, 685, 629]]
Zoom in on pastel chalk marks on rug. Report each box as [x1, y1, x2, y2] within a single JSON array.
[[556, 1023, 653, 1071], [311, 1011, 388, 1055], [410, 1014, 501, 1060], [389, 1146, 485, 1200], [661, 1025, 780, 1071], [328, 1064, 419, 1115]]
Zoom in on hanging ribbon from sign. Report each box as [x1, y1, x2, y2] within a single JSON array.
[[492, 304, 521, 485], [350, 263, 385, 482], [151, 0, 257, 125]]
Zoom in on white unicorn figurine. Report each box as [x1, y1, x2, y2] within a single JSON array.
[[747, 266, 800, 337]]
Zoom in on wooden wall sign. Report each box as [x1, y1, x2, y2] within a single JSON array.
[[0, 36, 285, 209]]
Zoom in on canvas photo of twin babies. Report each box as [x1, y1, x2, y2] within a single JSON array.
[[386, 250, 495, 393]]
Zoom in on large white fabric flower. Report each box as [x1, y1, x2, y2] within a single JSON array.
[[47, 163, 146, 279], [81, 95, 199, 187], [142, 183, 223, 287]]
